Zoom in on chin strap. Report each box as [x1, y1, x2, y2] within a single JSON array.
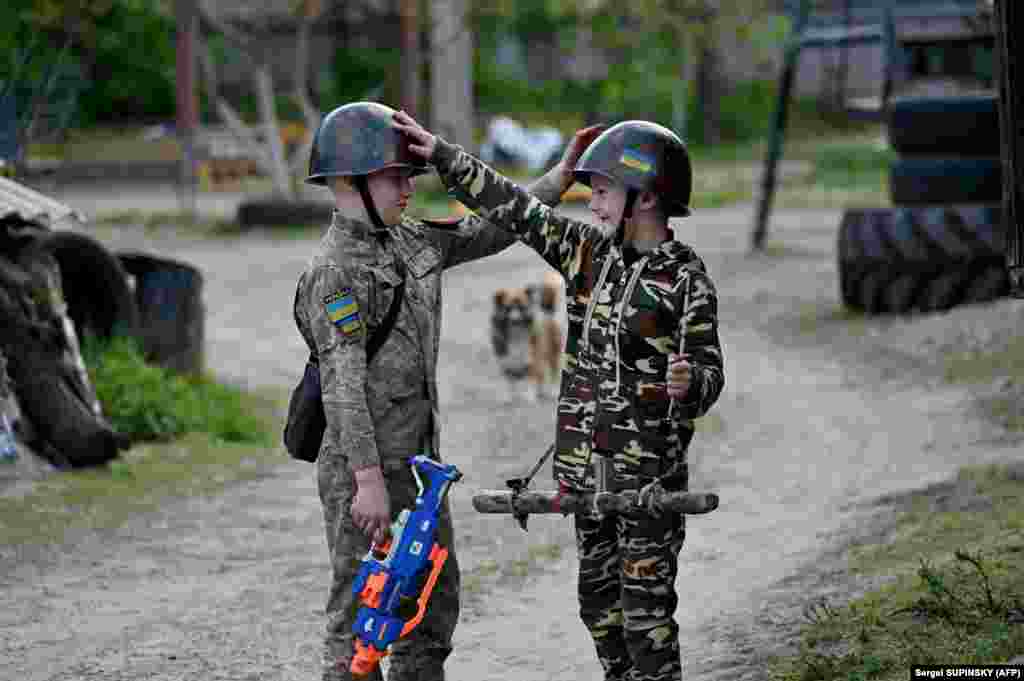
[[353, 175, 388, 231], [614, 188, 639, 247]]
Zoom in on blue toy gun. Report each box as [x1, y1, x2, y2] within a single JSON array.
[[350, 455, 462, 677]]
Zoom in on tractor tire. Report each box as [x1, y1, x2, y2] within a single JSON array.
[[236, 198, 334, 228], [889, 157, 1003, 205], [887, 95, 1000, 156], [837, 205, 1008, 315], [118, 252, 205, 375]]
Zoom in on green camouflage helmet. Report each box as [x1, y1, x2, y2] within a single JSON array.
[[573, 120, 692, 217], [306, 101, 428, 186]]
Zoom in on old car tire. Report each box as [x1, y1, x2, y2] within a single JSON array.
[[236, 198, 334, 228], [117, 252, 205, 375], [837, 205, 1006, 315], [33, 231, 139, 341], [889, 157, 1003, 205], [886, 95, 1000, 156]]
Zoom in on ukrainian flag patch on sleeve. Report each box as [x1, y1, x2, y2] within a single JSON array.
[[324, 288, 363, 336]]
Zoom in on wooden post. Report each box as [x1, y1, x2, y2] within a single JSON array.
[[995, 0, 1024, 297], [399, 0, 422, 118]]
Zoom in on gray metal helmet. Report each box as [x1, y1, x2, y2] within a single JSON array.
[[306, 101, 428, 186], [573, 120, 692, 217]]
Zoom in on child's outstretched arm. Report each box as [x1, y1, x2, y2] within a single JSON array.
[[393, 110, 604, 282]]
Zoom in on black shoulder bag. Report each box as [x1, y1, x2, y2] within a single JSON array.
[[283, 278, 406, 462]]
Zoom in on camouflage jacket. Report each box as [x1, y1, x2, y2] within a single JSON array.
[[293, 184, 565, 472], [433, 140, 725, 491]]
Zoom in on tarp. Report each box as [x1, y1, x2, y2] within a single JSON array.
[[0, 176, 84, 228]]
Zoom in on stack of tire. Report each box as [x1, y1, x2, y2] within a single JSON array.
[[838, 92, 1009, 315]]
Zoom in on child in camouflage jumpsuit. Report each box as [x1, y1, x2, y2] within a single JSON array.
[[394, 112, 725, 681]]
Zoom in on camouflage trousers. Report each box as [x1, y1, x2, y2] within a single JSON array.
[[574, 506, 687, 681], [318, 458, 460, 681]]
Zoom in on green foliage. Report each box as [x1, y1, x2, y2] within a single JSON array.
[[82, 334, 269, 445], [0, 0, 176, 127], [811, 144, 895, 190], [324, 45, 401, 106], [770, 466, 1024, 681]]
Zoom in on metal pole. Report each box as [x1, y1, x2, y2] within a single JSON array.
[[994, 0, 1023, 297], [176, 0, 198, 219], [751, 0, 811, 252]]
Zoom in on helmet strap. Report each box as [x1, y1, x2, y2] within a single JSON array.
[[614, 188, 639, 246], [353, 175, 388, 231]]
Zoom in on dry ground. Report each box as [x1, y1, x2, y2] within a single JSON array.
[[1, 186, 1021, 680]]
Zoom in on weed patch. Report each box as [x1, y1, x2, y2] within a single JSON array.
[[797, 303, 868, 337], [0, 430, 281, 546], [0, 334, 285, 546], [943, 336, 1024, 386], [82, 335, 270, 445], [769, 464, 1024, 681]]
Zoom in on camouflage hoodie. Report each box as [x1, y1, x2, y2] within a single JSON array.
[[432, 140, 725, 491]]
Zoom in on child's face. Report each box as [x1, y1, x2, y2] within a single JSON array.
[[588, 174, 627, 235], [366, 166, 417, 226]]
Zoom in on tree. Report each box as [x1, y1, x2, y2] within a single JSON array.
[[1, 0, 176, 175], [574, 0, 775, 143]]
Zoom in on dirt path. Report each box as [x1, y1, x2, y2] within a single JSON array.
[[1, 195, 1022, 681]]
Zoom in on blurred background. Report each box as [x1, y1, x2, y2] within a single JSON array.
[[2, 0, 996, 215]]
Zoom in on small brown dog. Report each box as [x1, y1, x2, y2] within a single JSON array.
[[490, 272, 563, 402]]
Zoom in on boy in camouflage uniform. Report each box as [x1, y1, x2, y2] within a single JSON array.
[[393, 111, 725, 681], [292, 101, 597, 681]]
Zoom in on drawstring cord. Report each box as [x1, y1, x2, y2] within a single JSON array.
[[613, 256, 649, 397], [580, 254, 615, 364]]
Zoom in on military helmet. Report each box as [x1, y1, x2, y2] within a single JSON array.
[[573, 120, 692, 217], [306, 101, 428, 186]]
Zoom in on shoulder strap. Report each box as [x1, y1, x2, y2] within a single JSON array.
[[366, 277, 406, 363], [306, 270, 405, 368]]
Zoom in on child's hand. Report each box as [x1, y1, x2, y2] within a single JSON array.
[[391, 110, 437, 161], [557, 124, 606, 185], [667, 353, 692, 399]]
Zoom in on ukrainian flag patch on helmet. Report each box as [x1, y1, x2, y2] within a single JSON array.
[[620, 148, 654, 174], [324, 289, 363, 335]]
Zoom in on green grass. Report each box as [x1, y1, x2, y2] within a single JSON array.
[[94, 209, 240, 235], [82, 335, 270, 445], [0, 334, 286, 546], [92, 209, 328, 240], [29, 125, 182, 162], [943, 335, 1024, 432], [463, 541, 565, 596], [944, 336, 1024, 387], [768, 463, 1024, 681], [0, 427, 283, 547], [796, 303, 869, 338]]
